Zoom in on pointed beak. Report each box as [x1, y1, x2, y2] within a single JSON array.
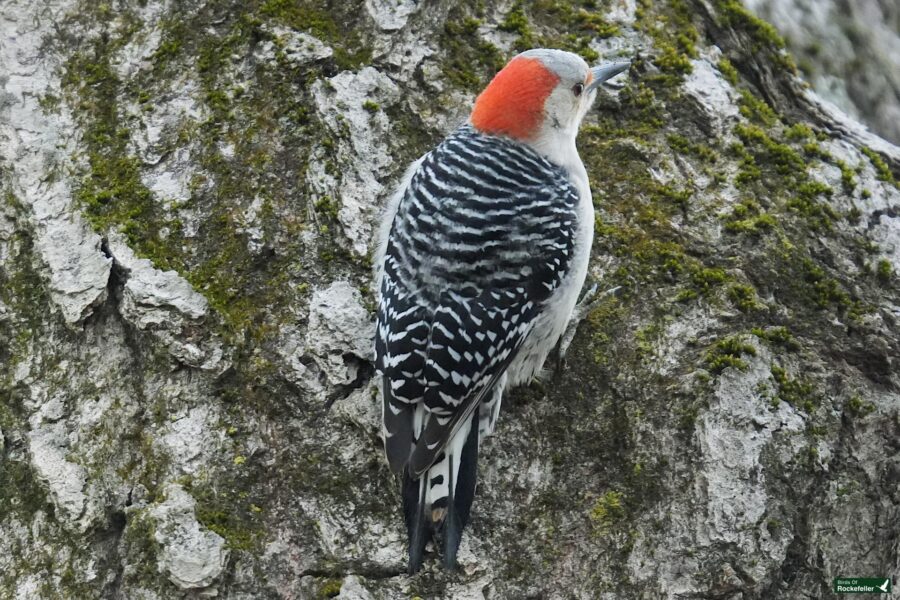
[[586, 61, 631, 93]]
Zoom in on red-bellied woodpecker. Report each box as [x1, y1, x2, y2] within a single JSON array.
[[374, 48, 630, 573]]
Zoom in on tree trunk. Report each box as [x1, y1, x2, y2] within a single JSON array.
[[1, 0, 897, 598]]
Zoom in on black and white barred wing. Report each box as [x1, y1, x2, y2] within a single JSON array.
[[376, 278, 428, 475], [406, 286, 540, 477], [377, 126, 580, 478]]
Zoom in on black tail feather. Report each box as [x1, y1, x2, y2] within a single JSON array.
[[403, 469, 429, 574], [442, 417, 479, 570]]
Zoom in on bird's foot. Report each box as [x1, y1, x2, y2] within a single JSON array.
[[553, 284, 622, 376]]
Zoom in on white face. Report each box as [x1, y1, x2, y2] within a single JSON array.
[[519, 49, 596, 136]]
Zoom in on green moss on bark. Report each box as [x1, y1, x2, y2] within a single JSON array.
[[713, 0, 795, 70], [860, 147, 899, 188], [440, 11, 505, 92]]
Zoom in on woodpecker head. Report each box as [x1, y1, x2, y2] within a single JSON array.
[[470, 49, 629, 146]]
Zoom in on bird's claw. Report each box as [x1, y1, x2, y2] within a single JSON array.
[[553, 284, 622, 376]]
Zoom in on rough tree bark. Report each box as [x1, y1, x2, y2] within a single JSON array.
[[0, 0, 898, 598], [744, 0, 900, 146]]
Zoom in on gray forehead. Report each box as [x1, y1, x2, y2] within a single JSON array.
[[517, 48, 589, 81]]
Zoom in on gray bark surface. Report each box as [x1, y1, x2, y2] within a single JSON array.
[[0, 0, 898, 598], [745, 0, 900, 145]]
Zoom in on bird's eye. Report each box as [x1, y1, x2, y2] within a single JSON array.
[[572, 82, 584, 97]]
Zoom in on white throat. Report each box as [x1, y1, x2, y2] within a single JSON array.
[[524, 85, 594, 192], [528, 124, 583, 180]]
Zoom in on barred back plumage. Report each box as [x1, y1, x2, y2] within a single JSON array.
[[375, 124, 582, 571]]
